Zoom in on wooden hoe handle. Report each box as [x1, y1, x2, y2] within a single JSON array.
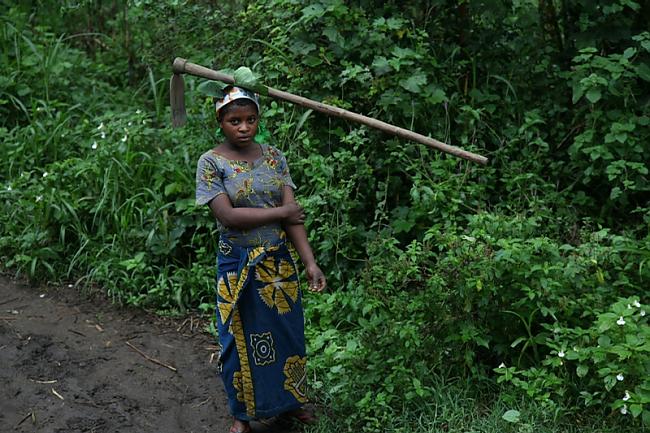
[[172, 57, 488, 165]]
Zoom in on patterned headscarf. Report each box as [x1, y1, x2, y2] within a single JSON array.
[[215, 86, 260, 116]]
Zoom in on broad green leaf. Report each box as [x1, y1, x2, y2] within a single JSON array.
[[572, 84, 585, 104], [576, 364, 589, 377], [197, 80, 226, 98], [586, 88, 601, 104], [233, 67, 257, 89], [631, 404, 643, 418], [17, 85, 31, 97], [604, 375, 617, 391], [623, 47, 637, 59], [323, 27, 344, 47], [635, 63, 650, 82], [597, 335, 611, 347], [302, 56, 322, 67], [372, 56, 391, 76], [643, 410, 650, 426], [610, 187, 622, 200], [400, 72, 427, 93], [502, 409, 521, 423], [289, 40, 316, 55], [301, 4, 325, 20], [233, 67, 268, 95], [432, 88, 446, 104]]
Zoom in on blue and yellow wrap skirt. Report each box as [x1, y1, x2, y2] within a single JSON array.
[[215, 237, 307, 420]]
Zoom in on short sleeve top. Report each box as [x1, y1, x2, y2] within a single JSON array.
[[195, 143, 296, 247]]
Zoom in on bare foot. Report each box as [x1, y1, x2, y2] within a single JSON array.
[[285, 407, 317, 425], [229, 418, 251, 433]]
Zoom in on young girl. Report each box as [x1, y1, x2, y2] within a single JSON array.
[[195, 86, 326, 433]]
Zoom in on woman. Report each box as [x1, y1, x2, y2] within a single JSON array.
[[195, 86, 326, 433]]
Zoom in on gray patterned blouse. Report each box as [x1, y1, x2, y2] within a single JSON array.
[[195, 143, 296, 247]]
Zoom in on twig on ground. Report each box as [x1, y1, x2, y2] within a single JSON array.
[[29, 378, 58, 384], [192, 397, 210, 408], [0, 297, 19, 306], [126, 341, 178, 372], [68, 329, 86, 337], [176, 318, 188, 332], [16, 411, 31, 426], [51, 388, 64, 400], [0, 316, 18, 320]]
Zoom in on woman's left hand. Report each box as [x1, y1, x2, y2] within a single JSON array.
[[306, 263, 327, 292]]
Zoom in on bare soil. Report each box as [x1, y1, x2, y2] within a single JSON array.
[[0, 275, 297, 433]]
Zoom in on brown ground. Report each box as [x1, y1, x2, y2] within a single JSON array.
[[0, 275, 298, 433]]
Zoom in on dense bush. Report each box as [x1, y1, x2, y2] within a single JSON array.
[[1, 1, 648, 431]]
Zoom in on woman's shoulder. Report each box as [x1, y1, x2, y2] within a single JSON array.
[[198, 147, 226, 166], [261, 143, 287, 160]]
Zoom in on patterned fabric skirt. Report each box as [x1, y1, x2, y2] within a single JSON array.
[[215, 237, 307, 420]]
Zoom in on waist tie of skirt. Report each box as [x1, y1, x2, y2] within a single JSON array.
[[216, 237, 294, 333]]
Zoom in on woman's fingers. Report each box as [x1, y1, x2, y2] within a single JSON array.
[[306, 266, 326, 292], [284, 202, 306, 224]]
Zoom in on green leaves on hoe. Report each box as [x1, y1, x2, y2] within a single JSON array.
[[171, 66, 266, 127], [197, 66, 267, 99]]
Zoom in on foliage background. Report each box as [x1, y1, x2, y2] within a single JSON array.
[[1, 0, 649, 431]]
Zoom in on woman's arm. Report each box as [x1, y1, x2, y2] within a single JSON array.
[[281, 186, 327, 292], [208, 193, 305, 229]]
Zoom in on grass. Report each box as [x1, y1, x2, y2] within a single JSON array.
[[305, 380, 642, 433]]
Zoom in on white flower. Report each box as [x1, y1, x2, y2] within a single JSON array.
[[91, 141, 98, 150], [641, 310, 646, 317], [617, 373, 624, 382], [35, 195, 43, 202], [39, 293, 45, 298], [121, 135, 127, 142], [100, 131, 106, 139], [136, 109, 142, 114], [558, 350, 565, 358], [623, 391, 630, 401], [498, 362, 506, 368], [617, 316, 626, 326], [68, 284, 73, 288], [633, 300, 641, 308], [42, 172, 48, 178], [620, 404, 628, 415], [97, 122, 104, 130], [128, 122, 132, 126], [627, 304, 632, 309], [7, 186, 11, 191]]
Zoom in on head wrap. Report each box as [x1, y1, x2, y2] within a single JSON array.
[[215, 86, 260, 116]]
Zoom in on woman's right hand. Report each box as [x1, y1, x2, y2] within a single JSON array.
[[282, 202, 305, 225]]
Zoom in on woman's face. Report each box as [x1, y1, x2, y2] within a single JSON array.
[[219, 103, 259, 149]]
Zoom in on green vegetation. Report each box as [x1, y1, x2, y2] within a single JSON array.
[[1, 1, 648, 431]]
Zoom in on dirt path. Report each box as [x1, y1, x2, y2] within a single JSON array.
[[0, 276, 296, 433]]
